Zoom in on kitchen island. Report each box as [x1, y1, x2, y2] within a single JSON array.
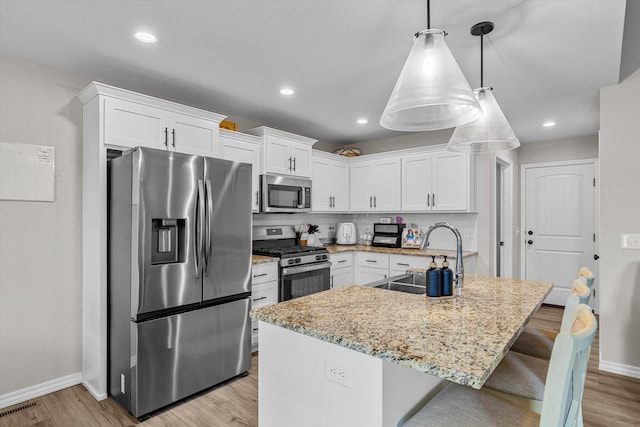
[[251, 275, 552, 427]]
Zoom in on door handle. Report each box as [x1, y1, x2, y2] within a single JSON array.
[[293, 157, 296, 171], [427, 194, 430, 207], [499, 241, 505, 246], [527, 240, 534, 245], [171, 128, 176, 148], [288, 157, 292, 171], [432, 193, 435, 207], [164, 127, 169, 147], [594, 254, 600, 260], [374, 196, 377, 208], [370, 196, 373, 208]]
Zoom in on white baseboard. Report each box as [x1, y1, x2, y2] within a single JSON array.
[[0, 372, 82, 409], [82, 380, 108, 402], [599, 359, 640, 379]]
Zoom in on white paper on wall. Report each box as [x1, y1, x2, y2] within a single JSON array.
[[0, 142, 55, 202]]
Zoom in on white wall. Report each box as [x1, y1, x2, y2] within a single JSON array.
[[599, 69, 640, 376], [519, 135, 598, 165], [0, 54, 90, 399]]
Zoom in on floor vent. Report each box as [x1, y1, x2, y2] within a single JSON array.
[[0, 402, 37, 418]]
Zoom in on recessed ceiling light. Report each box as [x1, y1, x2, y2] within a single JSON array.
[[542, 121, 556, 127], [357, 118, 368, 125], [134, 31, 157, 44], [279, 88, 295, 96]]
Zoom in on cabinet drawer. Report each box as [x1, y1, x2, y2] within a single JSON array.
[[330, 252, 353, 269], [389, 254, 428, 271], [355, 252, 389, 269], [251, 281, 278, 309], [251, 262, 278, 285]]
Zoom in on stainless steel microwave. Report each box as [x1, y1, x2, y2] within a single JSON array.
[[260, 174, 312, 213]]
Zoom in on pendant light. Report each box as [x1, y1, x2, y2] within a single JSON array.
[[379, 0, 481, 131], [447, 22, 520, 153]]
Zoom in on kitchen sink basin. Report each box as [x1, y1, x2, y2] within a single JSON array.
[[366, 273, 427, 295]]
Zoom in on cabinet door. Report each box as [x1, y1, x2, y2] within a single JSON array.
[[349, 163, 373, 212], [290, 142, 311, 178], [220, 137, 261, 212], [355, 267, 388, 285], [432, 152, 469, 211], [312, 158, 332, 211], [330, 161, 350, 212], [389, 254, 429, 276], [331, 268, 353, 289], [265, 138, 292, 175], [103, 97, 167, 149], [372, 158, 401, 211], [402, 154, 432, 211], [171, 114, 218, 155]]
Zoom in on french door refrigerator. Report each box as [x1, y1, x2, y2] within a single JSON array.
[[108, 147, 252, 417]]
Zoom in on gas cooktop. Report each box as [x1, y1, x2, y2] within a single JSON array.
[[253, 245, 327, 257]]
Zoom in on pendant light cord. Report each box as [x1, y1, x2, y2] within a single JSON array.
[[427, 0, 430, 29], [480, 32, 484, 87]]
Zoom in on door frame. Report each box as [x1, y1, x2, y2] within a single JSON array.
[[495, 155, 514, 278], [520, 158, 600, 311]]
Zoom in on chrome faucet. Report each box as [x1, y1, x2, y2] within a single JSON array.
[[420, 222, 464, 296]]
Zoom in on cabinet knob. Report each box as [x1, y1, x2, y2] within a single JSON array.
[[528, 230, 534, 235], [527, 240, 534, 245]]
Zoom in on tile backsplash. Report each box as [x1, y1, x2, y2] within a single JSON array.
[[252, 212, 477, 251]]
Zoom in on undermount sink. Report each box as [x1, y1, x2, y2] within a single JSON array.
[[366, 273, 427, 295]]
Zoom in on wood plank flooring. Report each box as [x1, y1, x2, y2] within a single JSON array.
[[1, 306, 639, 426]]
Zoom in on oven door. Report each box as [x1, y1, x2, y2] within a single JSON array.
[[280, 262, 331, 301]]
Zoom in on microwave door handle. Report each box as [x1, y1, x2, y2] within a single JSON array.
[[298, 187, 304, 208], [204, 179, 213, 273]]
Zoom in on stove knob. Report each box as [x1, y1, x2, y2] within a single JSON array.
[[316, 255, 322, 261], [322, 254, 328, 260], [295, 258, 301, 264], [288, 259, 295, 265]]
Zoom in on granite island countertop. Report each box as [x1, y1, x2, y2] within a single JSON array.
[[251, 275, 552, 389]]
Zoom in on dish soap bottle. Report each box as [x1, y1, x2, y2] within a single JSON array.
[[441, 255, 453, 296], [427, 256, 441, 297]]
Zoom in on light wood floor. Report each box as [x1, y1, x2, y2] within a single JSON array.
[[1, 306, 639, 426]]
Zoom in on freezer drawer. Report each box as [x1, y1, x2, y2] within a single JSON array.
[[110, 298, 251, 417]]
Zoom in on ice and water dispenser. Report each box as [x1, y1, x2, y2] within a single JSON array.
[[151, 218, 186, 264]]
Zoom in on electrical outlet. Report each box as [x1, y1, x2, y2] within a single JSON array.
[[621, 233, 640, 250], [325, 358, 352, 388], [121, 373, 126, 394]]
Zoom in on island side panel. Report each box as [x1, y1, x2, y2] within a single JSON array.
[[258, 322, 443, 427]]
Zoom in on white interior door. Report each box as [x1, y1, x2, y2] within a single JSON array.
[[523, 162, 597, 307]]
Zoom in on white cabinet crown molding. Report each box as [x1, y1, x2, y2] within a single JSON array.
[[77, 81, 227, 123], [244, 126, 317, 146], [219, 128, 262, 145]]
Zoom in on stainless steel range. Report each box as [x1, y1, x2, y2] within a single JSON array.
[[253, 226, 330, 301]]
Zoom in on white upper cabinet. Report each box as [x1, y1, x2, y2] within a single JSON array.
[[312, 151, 349, 212], [219, 129, 262, 212], [402, 151, 475, 212], [94, 84, 225, 155], [245, 126, 316, 178], [350, 157, 401, 212]]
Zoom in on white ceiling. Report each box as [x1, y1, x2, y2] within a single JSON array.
[[0, 0, 627, 146]]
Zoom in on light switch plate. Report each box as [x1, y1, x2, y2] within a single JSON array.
[[621, 233, 640, 250]]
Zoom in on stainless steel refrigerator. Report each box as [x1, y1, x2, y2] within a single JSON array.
[[108, 147, 252, 417]]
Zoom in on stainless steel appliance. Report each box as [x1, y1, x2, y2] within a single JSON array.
[[336, 222, 357, 245], [252, 226, 330, 301], [260, 174, 311, 213], [108, 147, 252, 418], [372, 223, 406, 247]]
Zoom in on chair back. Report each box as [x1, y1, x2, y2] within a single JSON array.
[[539, 304, 597, 427], [578, 267, 595, 288], [559, 279, 592, 332]]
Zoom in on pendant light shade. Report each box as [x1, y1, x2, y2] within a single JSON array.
[[447, 87, 520, 153], [380, 17, 481, 131], [447, 22, 520, 153]]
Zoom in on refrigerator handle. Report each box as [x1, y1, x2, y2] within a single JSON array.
[[204, 179, 213, 273], [195, 179, 205, 278]]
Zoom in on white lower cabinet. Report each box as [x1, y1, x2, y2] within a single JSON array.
[[330, 253, 354, 288], [388, 254, 430, 277], [354, 252, 389, 284], [251, 262, 278, 351]]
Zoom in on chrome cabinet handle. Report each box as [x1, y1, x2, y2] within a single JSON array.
[[171, 128, 176, 148], [256, 191, 259, 207], [288, 157, 292, 171], [253, 296, 268, 302], [366, 259, 377, 263], [374, 196, 377, 208], [369, 196, 373, 208], [164, 127, 169, 147], [338, 259, 347, 263], [432, 193, 435, 206], [293, 157, 296, 171], [427, 194, 430, 207], [397, 262, 410, 266], [253, 273, 268, 278]]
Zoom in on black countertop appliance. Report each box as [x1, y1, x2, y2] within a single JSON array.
[[371, 223, 406, 248]]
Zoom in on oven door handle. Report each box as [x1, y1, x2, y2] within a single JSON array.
[[282, 262, 331, 275]]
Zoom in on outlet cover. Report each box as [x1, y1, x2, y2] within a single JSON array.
[[325, 358, 353, 388], [621, 233, 640, 250]]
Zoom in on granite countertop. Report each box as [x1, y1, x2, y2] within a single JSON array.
[[252, 255, 279, 265], [326, 244, 478, 259], [251, 275, 553, 389]]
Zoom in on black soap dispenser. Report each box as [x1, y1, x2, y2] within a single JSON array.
[[441, 255, 453, 296], [427, 256, 441, 297]]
